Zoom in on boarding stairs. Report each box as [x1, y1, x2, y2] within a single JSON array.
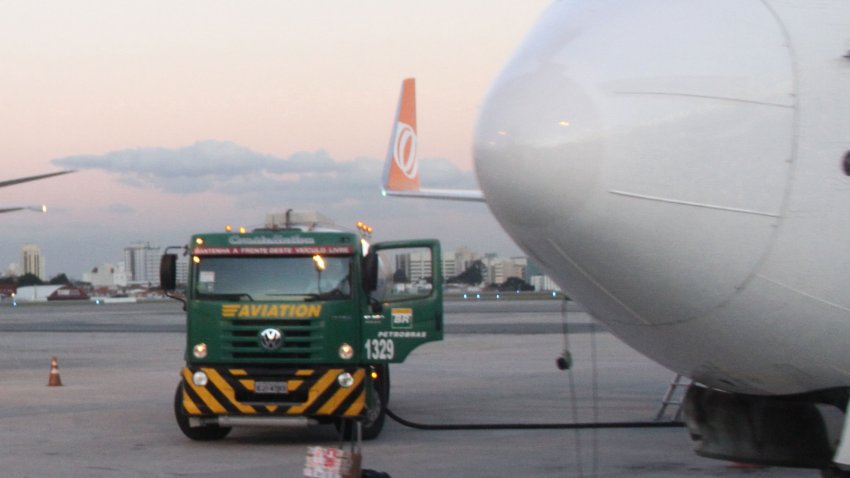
[[655, 373, 692, 422]]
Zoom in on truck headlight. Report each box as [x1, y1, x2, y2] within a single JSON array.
[[338, 343, 353, 360], [192, 371, 209, 387], [337, 372, 354, 388], [193, 343, 208, 359]]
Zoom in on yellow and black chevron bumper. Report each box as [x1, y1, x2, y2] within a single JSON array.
[[180, 366, 366, 418]]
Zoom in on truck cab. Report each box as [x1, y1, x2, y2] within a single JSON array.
[[161, 211, 443, 440]]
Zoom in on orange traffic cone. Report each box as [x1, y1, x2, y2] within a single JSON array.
[[48, 356, 62, 387]]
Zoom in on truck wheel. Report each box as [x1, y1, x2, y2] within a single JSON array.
[[174, 383, 231, 441], [360, 380, 387, 440], [337, 366, 388, 440]]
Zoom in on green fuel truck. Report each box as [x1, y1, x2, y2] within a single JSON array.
[[160, 211, 443, 440]]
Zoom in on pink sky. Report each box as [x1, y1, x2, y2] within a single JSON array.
[[0, 1, 551, 277]]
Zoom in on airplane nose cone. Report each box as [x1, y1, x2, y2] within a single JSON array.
[[475, 69, 603, 228], [474, 1, 794, 325]]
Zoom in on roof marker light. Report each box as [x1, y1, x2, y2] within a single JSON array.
[[356, 221, 374, 238]]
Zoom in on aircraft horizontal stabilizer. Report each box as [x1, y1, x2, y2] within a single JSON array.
[[381, 188, 484, 202], [0, 205, 46, 214], [382, 78, 484, 203], [0, 170, 74, 215], [0, 170, 74, 189]]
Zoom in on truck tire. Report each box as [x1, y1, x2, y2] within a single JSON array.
[[337, 365, 388, 440], [174, 383, 231, 441]]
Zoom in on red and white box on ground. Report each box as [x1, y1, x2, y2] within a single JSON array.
[[303, 446, 361, 478]]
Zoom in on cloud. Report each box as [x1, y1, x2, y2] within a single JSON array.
[[51, 140, 478, 200], [44, 140, 519, 277], [55, 141, 270, 177], [52, 140, 338, 193]]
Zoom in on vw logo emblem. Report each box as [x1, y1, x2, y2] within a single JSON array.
[[259, 328, 284, 351]]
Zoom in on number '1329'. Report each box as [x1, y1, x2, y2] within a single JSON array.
[[364, 339, 394, 360]]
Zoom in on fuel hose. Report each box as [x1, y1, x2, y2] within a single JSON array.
[[386, 408, 685, 431]]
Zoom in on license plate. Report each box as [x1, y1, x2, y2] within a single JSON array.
[[254, 381, 287, 394]]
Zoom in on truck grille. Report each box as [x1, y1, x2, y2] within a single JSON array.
[[221, 319, 324, 361]]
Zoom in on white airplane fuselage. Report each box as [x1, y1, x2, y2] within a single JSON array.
[[474, 0, 850, 396]]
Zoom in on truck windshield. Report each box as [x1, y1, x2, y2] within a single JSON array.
[[194, 256, 352, 302]]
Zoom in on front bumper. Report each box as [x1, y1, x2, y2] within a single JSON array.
[[179, 366, 366, 420]]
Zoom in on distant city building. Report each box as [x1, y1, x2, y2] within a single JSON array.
[[73, 243, 555, 293], [114, 262, 129, 287], [21, 244, 46, 281], [442, 257, 457, 279], [530, 275, 561, 292], [511, 256, 528, 279], [482, 256, 526, 285], [523, 257, 560, 291], [525, 258, 549, 283], [83, 262, 129, 288], [396, 250, 432, 283], [444, 247, 557, 291], [83, 263, 113, 288], [124, 242, 162, 286], [5, 262, 21, 277], [453, 247, 479, 275], [442, 246, 481, 281], [83, 254, 182, 291]]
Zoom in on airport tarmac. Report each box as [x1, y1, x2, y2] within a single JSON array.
[[0, 300, 816, 477]]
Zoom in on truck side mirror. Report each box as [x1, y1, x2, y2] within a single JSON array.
[[362, 252, 378, 293], [160, 254, 178, 291]]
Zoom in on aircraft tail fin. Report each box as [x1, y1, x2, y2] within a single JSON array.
[[381, 78, 484, 202], [383, 78, 420, 192]]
